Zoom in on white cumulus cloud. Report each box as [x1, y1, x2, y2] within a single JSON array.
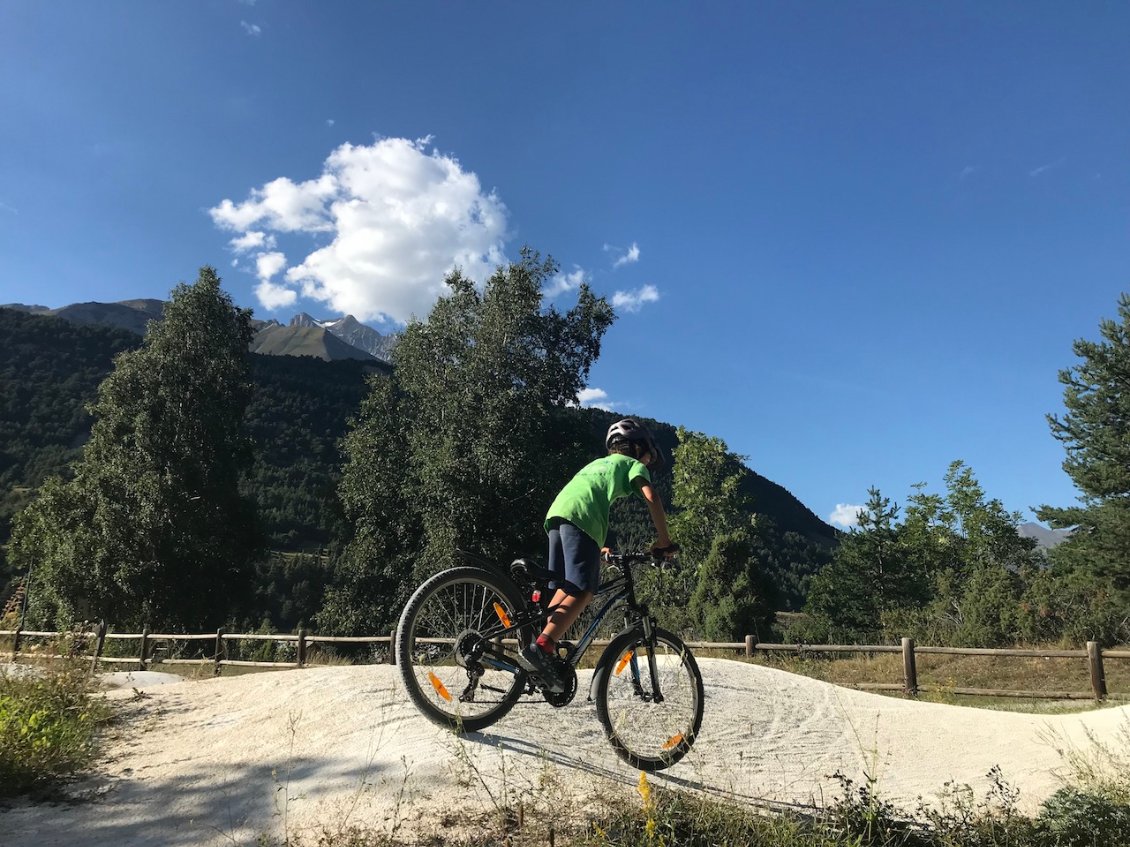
[[210, 136, 509, 322], [212, 174, 337, 233], [256, 281, 297, 310], [612, 242, 640, 268], [575, 387, 616, 411], [828, 504, 864, 529], [611, 284, 659, 313], [544, 268, 587, 298], [240, 20, 261, 36], [255, 251, 287, 281], [229, 231, 275, 253]]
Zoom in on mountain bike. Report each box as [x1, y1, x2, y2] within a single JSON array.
[[395, 550, 704, 772]]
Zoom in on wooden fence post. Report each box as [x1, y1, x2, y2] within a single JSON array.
[[745, 635, 755, 658], [89, 620, 107, 676], [138, 626, 150, 670], [1087, 641, 1107, 701], [388, 629, 396, 665], [11, 624, 21, 659], [901, 637, 918, 696], [297, 628, 307, 668], [214, 628, 226, 677]]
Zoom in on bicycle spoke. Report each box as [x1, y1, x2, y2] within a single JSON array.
[[398, 568, 527, 730], [596, 630, 703, 771]]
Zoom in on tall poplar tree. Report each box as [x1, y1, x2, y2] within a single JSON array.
[[10, 268, 262, 629], [321, 249, 614, 633]]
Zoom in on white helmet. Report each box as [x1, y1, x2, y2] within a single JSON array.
[[605, 418, 665, 471]]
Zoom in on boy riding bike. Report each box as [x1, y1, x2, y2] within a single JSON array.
[[517, 418, 678, 692]]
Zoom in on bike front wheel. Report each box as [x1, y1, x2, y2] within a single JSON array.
[[593, 626, 704, 772], [396, 566, 529, 733]]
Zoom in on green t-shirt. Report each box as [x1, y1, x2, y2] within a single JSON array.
[[545, 453, 651, 546]]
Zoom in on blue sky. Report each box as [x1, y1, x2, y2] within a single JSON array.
[[1, 2, 1128, 528]]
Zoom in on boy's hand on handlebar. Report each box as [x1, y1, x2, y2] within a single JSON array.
[[650, 541, 680, 560]]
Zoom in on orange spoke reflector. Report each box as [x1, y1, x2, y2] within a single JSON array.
[[428, 672, 452, 702], [493, 602, 512, 628], [662, 733, 684, 751], [615, 650, 634, 676]]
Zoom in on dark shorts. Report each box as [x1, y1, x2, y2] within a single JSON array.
[[546, 518, 600, 596]]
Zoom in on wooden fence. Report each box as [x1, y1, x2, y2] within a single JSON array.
[[2, 626, 1125, 702]]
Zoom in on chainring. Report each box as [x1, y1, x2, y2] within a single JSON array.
[[542, 663, 578, 707]]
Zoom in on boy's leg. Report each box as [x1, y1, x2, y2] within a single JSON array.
[[543, 589, 593, 642], [519, 520, 599, 692], [540, 521, 600, 643]]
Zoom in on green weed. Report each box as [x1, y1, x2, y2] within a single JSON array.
[[0, 659, 112, 795]]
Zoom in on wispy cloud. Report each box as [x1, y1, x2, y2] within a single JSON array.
[[326, 119, 335, 127], [211, 136, 508, 322], [828, 503, 864, 529], [575, 387, 616, 411], [614, 242, 640, 268], [1029, 157, 1064, 178], [959, 165, 976, 181], [0, 200, 17, 214], [240, 20, 262, 37], [544, 268, 587, 298], [605, 241, 640, 268], [611, 284, 659, 313]]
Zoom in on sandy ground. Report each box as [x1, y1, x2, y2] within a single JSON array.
[[2, 660, 1127, 846]]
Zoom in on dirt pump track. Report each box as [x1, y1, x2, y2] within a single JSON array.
[[3, 660, 1128, 846]]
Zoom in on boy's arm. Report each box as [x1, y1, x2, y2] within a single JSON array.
[[635, 480, 674, 551]]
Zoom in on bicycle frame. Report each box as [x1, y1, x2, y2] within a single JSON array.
[[475, 557, 666, 702]]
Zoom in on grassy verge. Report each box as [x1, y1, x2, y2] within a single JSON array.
[[0, 659, 113, 796], [277, 768, 1130, 847]]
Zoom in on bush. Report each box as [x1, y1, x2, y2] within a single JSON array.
[[0, 661, 111, 795], [1038, 788, 1130, 847]]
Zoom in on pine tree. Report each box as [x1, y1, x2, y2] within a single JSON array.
[[805, 488, 902, 639], [9, 268, 262, 629], [1037, 293, 1130, 642]]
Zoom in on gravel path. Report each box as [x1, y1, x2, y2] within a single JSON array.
[[3, 661, 1126, 846]]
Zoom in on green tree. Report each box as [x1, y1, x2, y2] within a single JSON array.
[[669, 427, 749, 562], [668, 428, 774, 640], [805, 488, 904, 639], [1038, 293, 1130, 642], [9, 268, 262, 629], [323, 250, 614, 633], [319, 375, 416, 634]]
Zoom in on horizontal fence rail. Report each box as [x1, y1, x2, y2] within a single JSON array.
[[1, 627, 1124, 702]]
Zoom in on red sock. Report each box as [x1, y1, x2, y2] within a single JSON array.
[[536, 634, 556, 655]]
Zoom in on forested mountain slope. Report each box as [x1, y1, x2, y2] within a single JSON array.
[[0, 307, 836, 616]]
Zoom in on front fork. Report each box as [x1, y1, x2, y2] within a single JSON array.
[[627, 615, 664, 704]]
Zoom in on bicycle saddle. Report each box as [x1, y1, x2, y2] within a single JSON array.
[[510, 558, 555, 585]]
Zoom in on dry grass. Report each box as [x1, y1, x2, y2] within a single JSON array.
[[687, 646, 1130, 713]]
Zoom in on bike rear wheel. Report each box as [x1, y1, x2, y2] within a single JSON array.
[[593, 626, 704, 771], [396, 566, 529, 732]]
